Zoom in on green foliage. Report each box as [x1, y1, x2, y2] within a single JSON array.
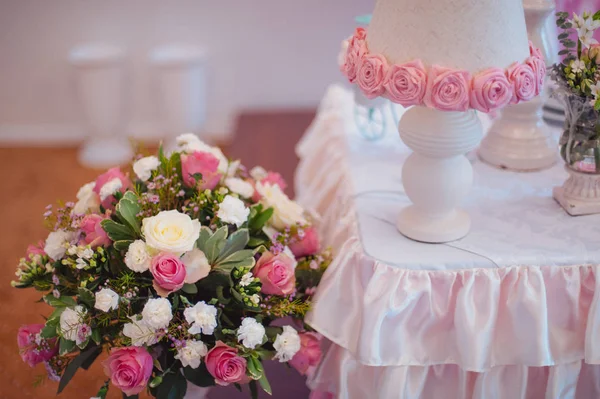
[[183, 363, 216, 388], [101, 219, 136, 242], [58, 338, 76, 356], [197, 227, 256, 273], [156, 371, 187, 399]]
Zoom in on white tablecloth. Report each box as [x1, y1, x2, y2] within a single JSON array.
[[296, 85, 600, 398]]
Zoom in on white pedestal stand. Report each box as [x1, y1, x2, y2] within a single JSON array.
[[553, 167, 600, 216], [149, 45, 207, 150], [69, 44, 133, 168], [397, 107, 483, 243], [184, 383, 211, 399], [478, 0, 557, 171]]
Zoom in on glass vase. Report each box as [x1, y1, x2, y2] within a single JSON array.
[[559, 94, 600, 174]]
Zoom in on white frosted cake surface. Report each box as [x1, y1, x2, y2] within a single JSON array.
[[367, 0, 530, 73]]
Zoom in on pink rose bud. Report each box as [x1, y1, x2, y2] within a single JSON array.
[[424, 66, 471, 112], [253, 251, 296, 296], [526, 56, 546, 97], [17, 324, 58, 367], [343, 27, 367, 82], [181, 151, 222, 191], [469, 67, 513, 113], [93, 167, 131, 210], [356, 54, 388, 99], [103, 347, 153, 396], [289, 227, 320, 258], [289, 332, 322, 376], [383, 60, 428, 107], [506, 62, 536, 103], [150, 253, 187, 297], [26, 240, 46, 257], [80, 214, 111, 248], [205, 341, 248, 386]]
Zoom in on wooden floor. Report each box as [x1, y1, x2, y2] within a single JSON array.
[[0, 110, 315, 399]]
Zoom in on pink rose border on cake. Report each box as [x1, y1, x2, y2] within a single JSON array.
[[341, 27, 546, 113]]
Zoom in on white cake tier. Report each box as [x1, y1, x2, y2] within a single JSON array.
[[367, 0, 530, 73]]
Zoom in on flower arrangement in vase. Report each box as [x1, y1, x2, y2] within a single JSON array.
[[13, 133, 331, 399], [551, 11, 600, 215]]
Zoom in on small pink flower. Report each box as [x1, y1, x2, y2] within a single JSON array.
[[343, 28, 367, 82], [289, 332, 322, 376], [424, 66, 471, 111], [150, 253, 187, 297], [80, 214, 111, 248], [526, 56, 546, 97], [252, 172, 287, 202], [289, 227, 320, 258], [93, 167, 131, 210], [529, 40, 544, 60], [383, 60, 427, 107], [253, 251, 296, 296], [181, 151, 222, 191], [506, 62, 536, 103], [356, 54, 388, 99], [470, 67, 513, 113], [205, 341, 247, 386], [17, 324, 58, 367], [26, 240, 46, 257], [103, 347, 153, 396]]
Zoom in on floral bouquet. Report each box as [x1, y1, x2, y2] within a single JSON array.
[[551, 10, 600, 173], [13, 133, 331, 399]]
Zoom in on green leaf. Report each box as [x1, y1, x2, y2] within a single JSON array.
[[564, 40, 576, 48], [246, 356, 263, 380], [114, 240, 134, 251], [78, 287, 95, 308], [101, 219, 136, 242], [558, 32, 569, 40], [45, 294, 77, 308], [216, 229, 250, 263], [181, 283, 198, 294], [91, 329, 101, 345], [40, 323, 58, 339], [204, 226, 228, 264], [156, 371, 187, 399], [249, 380, 259, 399], [183, 363, 216, 388], [216, 285, 231, 305], [116, 196, 141, 235], [559, 49, 571, 56], [247, 236, 268, 248], [81, 346, 102, 370], [248, 206, 274, 231], [593, 10, 600, 21], [57, 345, 103, 393], [258, 371, 272, 395], [59, 338, 76, 355]]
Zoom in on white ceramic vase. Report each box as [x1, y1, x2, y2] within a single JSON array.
[[69, 44, 133, 168], [397, 106, 483, 243]]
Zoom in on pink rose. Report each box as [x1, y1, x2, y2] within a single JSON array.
[[80, 214, 111, 248], [205, 341, 247, 386], [343, 28, 367, 82], [356, 54, 388, 99], [506, 62, 536, 103], [289, 332, 322, 376], [383, 60, 427, 107], [526, 56, 546, 96], [529, 40, 544, 60], [93, 167, 131, 210], [289, 227, 320, 258], [469, 67, 513, 113], [181, 151, 222, 191], [150, 253, 186, 296], [252, 172, 287, 202], [17, 324, 58, 367], [26, 240, 46, 257], [253, 251, 296, 296], [103, 347, 153, 396], [424, 66, 471, 111]]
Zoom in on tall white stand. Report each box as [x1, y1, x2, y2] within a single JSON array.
[[478, 0, 558, 171], [69, 44, 133, 168], [150, 45, 207, 150], [397, 107, 483, 243]]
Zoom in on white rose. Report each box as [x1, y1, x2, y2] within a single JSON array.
[[99, 178, 123, 201], [142, 210, 201, 255], [239, 272, 253, 287], [175, 133, 228, 174], [44, 230, 77, 261], [237, 318, 266, 349], [227, 160, 241, 177], [184, 301, 217, 335], [60, 306, 86, 342], [182, 248, 211, 284], [249, 166, 268, 181], [133, 156, 160, 182], [175, 340, 208, 369], [141, 298, 173, 330], [123, 318, 158, 346], [94, 288, 119, 312], [73, 182, 99, 215], [273, 325, 301, 362], [225, 177, 254, 198], [124, 240, 152, 272], [256, 183, 307, 230], [216, 195, 249, 227]]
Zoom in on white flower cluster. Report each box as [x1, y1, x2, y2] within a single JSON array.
[[123, 297, 173, 346], [73, 181, 99, 215], [571, 12, 600, 48], [184, 301, 218, 335], [237, 317, 265, 349], [44, 230, 78, 261], [133, 156, 160, 182], [217, 195, 249, 227], [176, 133, 229, 174], [225, 177, 254, 198], [99, 178, 122, 201], [59, 305, 90, 345], [273, 326, 301, 362], [94, 288, 119, 312], [175, 340, 208, 369], [256, 182, 306, 230]]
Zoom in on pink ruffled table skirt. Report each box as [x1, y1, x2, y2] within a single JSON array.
[[296, 85, 600, 398]]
